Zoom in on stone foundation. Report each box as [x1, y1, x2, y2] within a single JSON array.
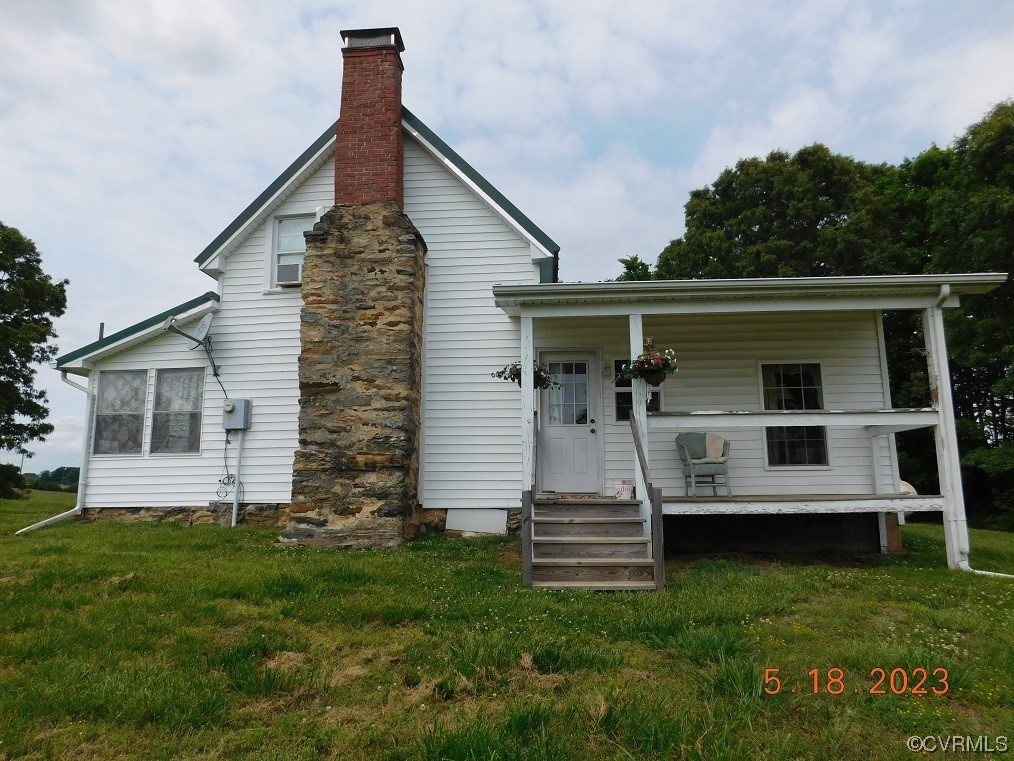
[[403, 507, 449, 538], [282, 201, 426, 548], [80, 503, 289, 527]]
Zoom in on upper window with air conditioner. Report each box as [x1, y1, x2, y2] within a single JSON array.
[[273, 216, 315, 287]]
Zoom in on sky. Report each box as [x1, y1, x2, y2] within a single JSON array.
[[2, 0, 1013, 473]]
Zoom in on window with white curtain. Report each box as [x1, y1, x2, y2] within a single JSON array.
[[94, 370, 147, 454], [150, 368, 204, 454]]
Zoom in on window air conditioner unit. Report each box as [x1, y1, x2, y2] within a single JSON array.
[[276, 263, 302, 287]]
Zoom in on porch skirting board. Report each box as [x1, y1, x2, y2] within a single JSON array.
[[662, 494, 943, 515], [445, 508, 508, 535], [665, 513, 884, 554]]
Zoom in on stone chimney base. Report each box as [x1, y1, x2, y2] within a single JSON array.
[[281, 201, 426, 549]]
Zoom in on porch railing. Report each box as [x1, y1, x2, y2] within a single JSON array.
[[630, 415, 665, 591]]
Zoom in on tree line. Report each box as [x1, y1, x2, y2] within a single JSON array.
[[616, 101, 1013, 528], [22, 467, 80, 493]]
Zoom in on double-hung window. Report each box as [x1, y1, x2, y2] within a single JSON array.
[[761, 362, 828, 466], [273, 216, 315, 287], [94, 370, 147, 454], [614, 359, 661, 422], [150, 368, 204, 454]]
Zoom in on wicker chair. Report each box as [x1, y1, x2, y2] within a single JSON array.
[[676, 432, 731, 496]]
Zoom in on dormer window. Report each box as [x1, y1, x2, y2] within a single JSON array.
[[273, 216, 315, 287]]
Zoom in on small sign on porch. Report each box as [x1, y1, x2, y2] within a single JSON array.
[[613, 479, 634, 499]]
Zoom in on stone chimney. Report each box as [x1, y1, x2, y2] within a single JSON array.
[[282, 27, 426, 548]]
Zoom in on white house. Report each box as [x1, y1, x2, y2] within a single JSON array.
[[36, 28, 1007, 590]]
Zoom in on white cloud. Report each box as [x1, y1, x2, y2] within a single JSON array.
[[0, 415, 85, 475]]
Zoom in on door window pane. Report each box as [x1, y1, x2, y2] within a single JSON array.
[[548, 361, 590, 426]]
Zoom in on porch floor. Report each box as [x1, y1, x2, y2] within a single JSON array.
[[661, 493, 943, 515]]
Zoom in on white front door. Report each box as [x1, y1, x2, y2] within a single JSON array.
[[539, 353, 601, 494]]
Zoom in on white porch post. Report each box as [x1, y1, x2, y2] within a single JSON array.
[[520, 316, 536, 491], [923, 303, 970, 569], [628, 314, 649, 516]]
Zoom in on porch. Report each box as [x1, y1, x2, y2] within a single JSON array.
[[495, 274, 1007, 589]]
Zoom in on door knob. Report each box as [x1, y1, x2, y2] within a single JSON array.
[[590, 418, 596, 424], [590, 428, 596, 433]]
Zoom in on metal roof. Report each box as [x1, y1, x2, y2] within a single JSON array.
[[493, 273, 1008, 314]]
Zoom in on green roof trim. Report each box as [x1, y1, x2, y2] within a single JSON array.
[[56, 292, 220, 367], [400, 107, 561, 260], [193, 108, 561, 279], [194, 121, 338, 265]]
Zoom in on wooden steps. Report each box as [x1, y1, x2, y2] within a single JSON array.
[[525, 497, 661, 591]]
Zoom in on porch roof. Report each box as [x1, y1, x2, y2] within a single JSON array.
[[493, 273, 1007, 317]]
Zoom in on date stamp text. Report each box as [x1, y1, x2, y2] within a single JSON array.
[[763, 667, 950, 695]]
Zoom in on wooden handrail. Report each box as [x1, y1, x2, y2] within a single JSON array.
[[630, 415, 665, 590], [629, 415, 651, 486]]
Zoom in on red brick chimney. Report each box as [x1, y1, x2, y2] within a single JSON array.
[[335, 27, 406, 207]]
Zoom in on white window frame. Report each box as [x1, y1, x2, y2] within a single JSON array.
[[757, 360, 832, 470], [149, 367, 206, 456], [264, 209, 324, 292]]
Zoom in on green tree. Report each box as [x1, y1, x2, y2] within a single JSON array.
[[613, 255, 653, 281], [0, 222, 67, 498], [926, 102, 1014, 443], [920, 101, 1014, 525], [655, 144, 915, 280]]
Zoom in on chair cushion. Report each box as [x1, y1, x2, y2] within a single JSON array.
[[705, 433, 726, 459], [692, 457, 728, 465]]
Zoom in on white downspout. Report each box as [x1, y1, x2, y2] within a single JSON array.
[[956, 561, 1013, 579], [15, 372, 95, 535]]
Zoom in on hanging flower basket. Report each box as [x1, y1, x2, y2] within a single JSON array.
[[642, 369, 669, 386], [621, 337, 678, 385], [491, 361, 562, 389]]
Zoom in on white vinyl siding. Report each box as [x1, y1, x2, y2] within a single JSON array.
[[404, 138, 541, 509], [83, 158, 336, 507], [83, 133, 544, 510], [535, 310, 899, 498]]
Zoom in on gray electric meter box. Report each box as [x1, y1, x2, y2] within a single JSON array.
[[222, 399, 252, 431]]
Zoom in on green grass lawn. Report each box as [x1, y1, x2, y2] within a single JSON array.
[[1, 492, 1011, 760]]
